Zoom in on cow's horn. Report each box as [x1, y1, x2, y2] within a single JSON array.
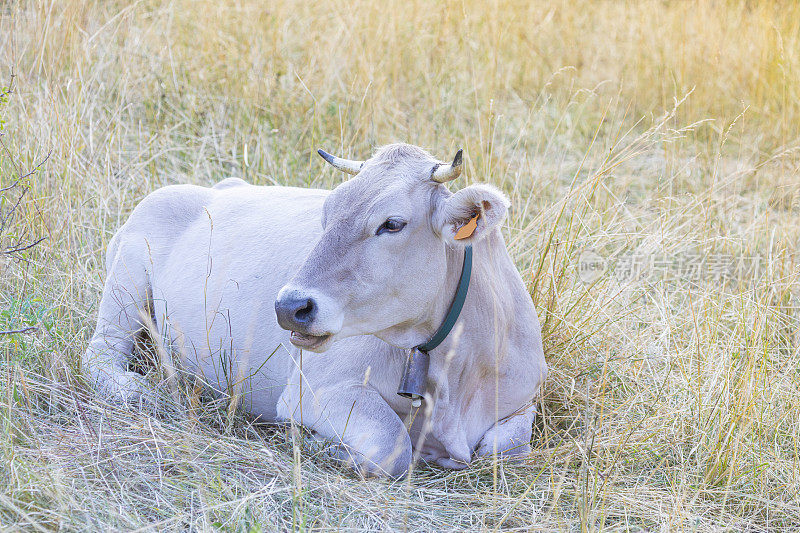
[[431, 149, 463, 183], [317, 149, 364, 175]]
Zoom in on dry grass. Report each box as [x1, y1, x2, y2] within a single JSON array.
[[2, 0, 800, 530]]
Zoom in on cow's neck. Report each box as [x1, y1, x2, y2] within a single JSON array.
[[426, 230, 518, 367], [410, 229, 527, 462]]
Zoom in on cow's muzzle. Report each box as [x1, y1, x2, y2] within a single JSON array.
[[275, 287, 339, 352], [275, 290, 317, 330]]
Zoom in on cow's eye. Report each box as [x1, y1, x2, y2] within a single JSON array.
[[376, 218, 407, 235]]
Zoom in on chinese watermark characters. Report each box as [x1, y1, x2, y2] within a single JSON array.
[[578, 249, 766, 284]]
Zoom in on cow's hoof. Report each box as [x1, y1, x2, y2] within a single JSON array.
[[434, 457, 471, 470], [476, 441, 532, 464], [377, 449, 413, 479], [322, 439, 412, 479], [96, 371, 154, 405]]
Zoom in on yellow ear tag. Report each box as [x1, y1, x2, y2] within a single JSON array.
[[454, 214, 479, 240]]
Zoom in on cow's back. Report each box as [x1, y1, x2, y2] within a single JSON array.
[[113, 181, 328, 419]]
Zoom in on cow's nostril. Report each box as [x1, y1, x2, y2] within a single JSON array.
[[295, 298, 315, 322], [275, 291, 319, 332]]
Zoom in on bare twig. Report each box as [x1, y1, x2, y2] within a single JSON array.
[[0, 71, 15, 100], [2, 236, 47, 255], [0, 73, 48, 259], [0, 326, 38, 336], [0, 149, 51, 192]]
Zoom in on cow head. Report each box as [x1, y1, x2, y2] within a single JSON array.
[[274, 143, 509, 352]]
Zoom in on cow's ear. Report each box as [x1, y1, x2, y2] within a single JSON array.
[[435, 184, 510, 245]]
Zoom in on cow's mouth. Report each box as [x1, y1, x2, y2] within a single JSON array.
[[290, 331, 332, 351]]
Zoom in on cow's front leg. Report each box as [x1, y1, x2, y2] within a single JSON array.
[[475, 403, 536, 460], [83, 239, 153, 403], [277, 378, 412, 478]]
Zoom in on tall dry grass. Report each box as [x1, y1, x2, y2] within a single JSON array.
[[2, 0, 800, 530]]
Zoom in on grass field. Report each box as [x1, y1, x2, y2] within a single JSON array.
[[2, 0, 800, 530]]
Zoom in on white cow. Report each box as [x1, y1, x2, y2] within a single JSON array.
[[83, 143, 548, 477]]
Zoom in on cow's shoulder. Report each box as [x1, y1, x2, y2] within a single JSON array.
[[131, 183, 212, 225], [212, 177, 249, 190], [108, 183, 215, 256]]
